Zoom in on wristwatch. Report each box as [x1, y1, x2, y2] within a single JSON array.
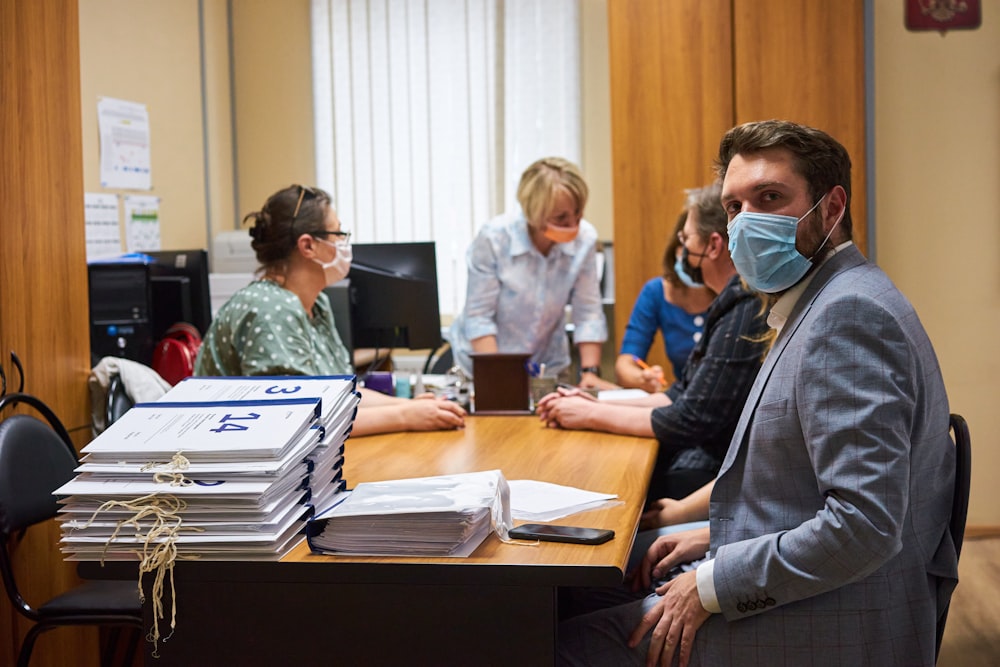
[[580, 365, 601, 377]]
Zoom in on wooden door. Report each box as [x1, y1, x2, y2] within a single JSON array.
[[733, 0, 868, 250], [607, 0, 735, 381], [1, 1, 97, 665], [607, 0, 867, 377]]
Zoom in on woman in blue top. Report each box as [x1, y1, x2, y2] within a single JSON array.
[[450, 157, 608, 384], [614, 210, 715, 392]]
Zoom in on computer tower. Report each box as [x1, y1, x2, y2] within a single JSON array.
[[88, 263, 155, 366]]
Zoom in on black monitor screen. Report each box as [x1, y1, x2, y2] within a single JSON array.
[[145, 249, 212, 339], [347, 242, 441, 351]]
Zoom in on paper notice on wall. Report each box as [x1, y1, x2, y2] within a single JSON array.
[[84, 192, 122, 261], [124, 195, 161, 252], [97, 97, 152, 190]]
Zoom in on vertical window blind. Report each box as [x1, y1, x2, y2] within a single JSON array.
[[311, 0, 581, 317]]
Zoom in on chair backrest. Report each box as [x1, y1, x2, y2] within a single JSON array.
[[0, 393, 80, 618], [423, 342, 454, 375], [0, 393, 78, 536], [106, 372, 135, 429], [948, 413, 971, 559], [936, 412, 972, 660]]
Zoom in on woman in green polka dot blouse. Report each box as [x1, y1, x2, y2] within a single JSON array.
[[195, 185, 466, 435]]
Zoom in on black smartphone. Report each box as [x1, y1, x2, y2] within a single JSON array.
[[508, 524, 614, 545]]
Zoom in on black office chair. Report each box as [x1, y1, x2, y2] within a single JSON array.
[[0, 392, 143, 667], [105, 372, 135, 429], [423, 341, 454, 375], [935, 412, 972, 661]]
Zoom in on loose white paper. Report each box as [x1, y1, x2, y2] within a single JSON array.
[[98, 97, 152, 190], [508, 479, 618, 522], [597, 388, 651, 402], [84, 192, 122, 261], [123, 194, 161, 251]]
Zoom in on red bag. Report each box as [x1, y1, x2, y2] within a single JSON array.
[[152, 322, 203, 386]]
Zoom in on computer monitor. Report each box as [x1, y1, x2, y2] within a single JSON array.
[[322, 280, 354, 357], [145, 249, 213, 339], [347, 242, 442, 351]]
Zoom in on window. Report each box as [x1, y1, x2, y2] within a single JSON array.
[[310, 0, 581, 317]]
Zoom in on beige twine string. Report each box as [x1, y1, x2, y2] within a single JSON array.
[[142, 452, 194, 487], [84, 482, 202, 657]]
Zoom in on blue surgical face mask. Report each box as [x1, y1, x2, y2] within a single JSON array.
[[727, 194, 841, 294], [674, 253, 704, 288]]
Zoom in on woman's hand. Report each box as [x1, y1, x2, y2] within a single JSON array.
[[637, 364, 666, 393], [640, 498, 688, 531], [402, 395, 466, 430]]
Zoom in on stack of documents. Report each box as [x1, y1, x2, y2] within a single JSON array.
[[57, 376, 360, 561], [154, 375, 359, 513], [306, 470, 512, 557]]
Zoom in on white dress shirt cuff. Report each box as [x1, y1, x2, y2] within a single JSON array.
[[696, 559, 722, 613]]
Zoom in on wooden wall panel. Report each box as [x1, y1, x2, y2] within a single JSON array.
[[1, 1, 97, 665], [607, 0, 735, 378], [608, 0, 868, 379], [731, 0, 868, 252]]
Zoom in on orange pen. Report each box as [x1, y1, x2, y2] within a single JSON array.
[[632, 356, 665, 389]]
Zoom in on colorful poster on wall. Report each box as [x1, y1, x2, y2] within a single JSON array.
[[97, 97, 152, 190], [84, 192, 122, 261], [124, 195, 161, 252]]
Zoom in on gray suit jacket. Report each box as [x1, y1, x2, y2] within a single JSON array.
[[694, 245, 958, 666]]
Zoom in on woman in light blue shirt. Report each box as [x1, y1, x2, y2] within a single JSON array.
[[450, 157, 607, 384]]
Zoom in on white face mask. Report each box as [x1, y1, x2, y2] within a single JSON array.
[[314, 238, 352, 285]]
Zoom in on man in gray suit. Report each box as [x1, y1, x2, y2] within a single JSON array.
[[558, 120, 958, 666]]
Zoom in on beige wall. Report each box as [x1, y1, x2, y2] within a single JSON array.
[[79, 0, 212, 251], [580, 0, 614, 239], [230, 0, 315, 218], [77, 1, 998, 526], [874, 0, 999, 526], [78, 0, 610, 245]]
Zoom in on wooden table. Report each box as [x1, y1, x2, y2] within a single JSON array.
[[82, 415, 657, 666]]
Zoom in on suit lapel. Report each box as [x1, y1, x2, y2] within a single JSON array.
[[717, 246, 868, 476]]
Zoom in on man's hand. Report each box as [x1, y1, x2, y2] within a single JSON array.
[[628, 527, 710, 592], [628, 571, 710, 667], [536, 393, 597, 430]]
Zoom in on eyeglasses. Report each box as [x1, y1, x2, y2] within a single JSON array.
[[312, 229, 352, 242], [678, 230, 710, 258], [292, 184, 317, 220], [290, 185, 318, 244]]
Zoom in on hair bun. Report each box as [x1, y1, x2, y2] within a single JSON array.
[[245, 210, 267, 242]]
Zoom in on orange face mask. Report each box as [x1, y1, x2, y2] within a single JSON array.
[[543, 224, 579, 244]]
